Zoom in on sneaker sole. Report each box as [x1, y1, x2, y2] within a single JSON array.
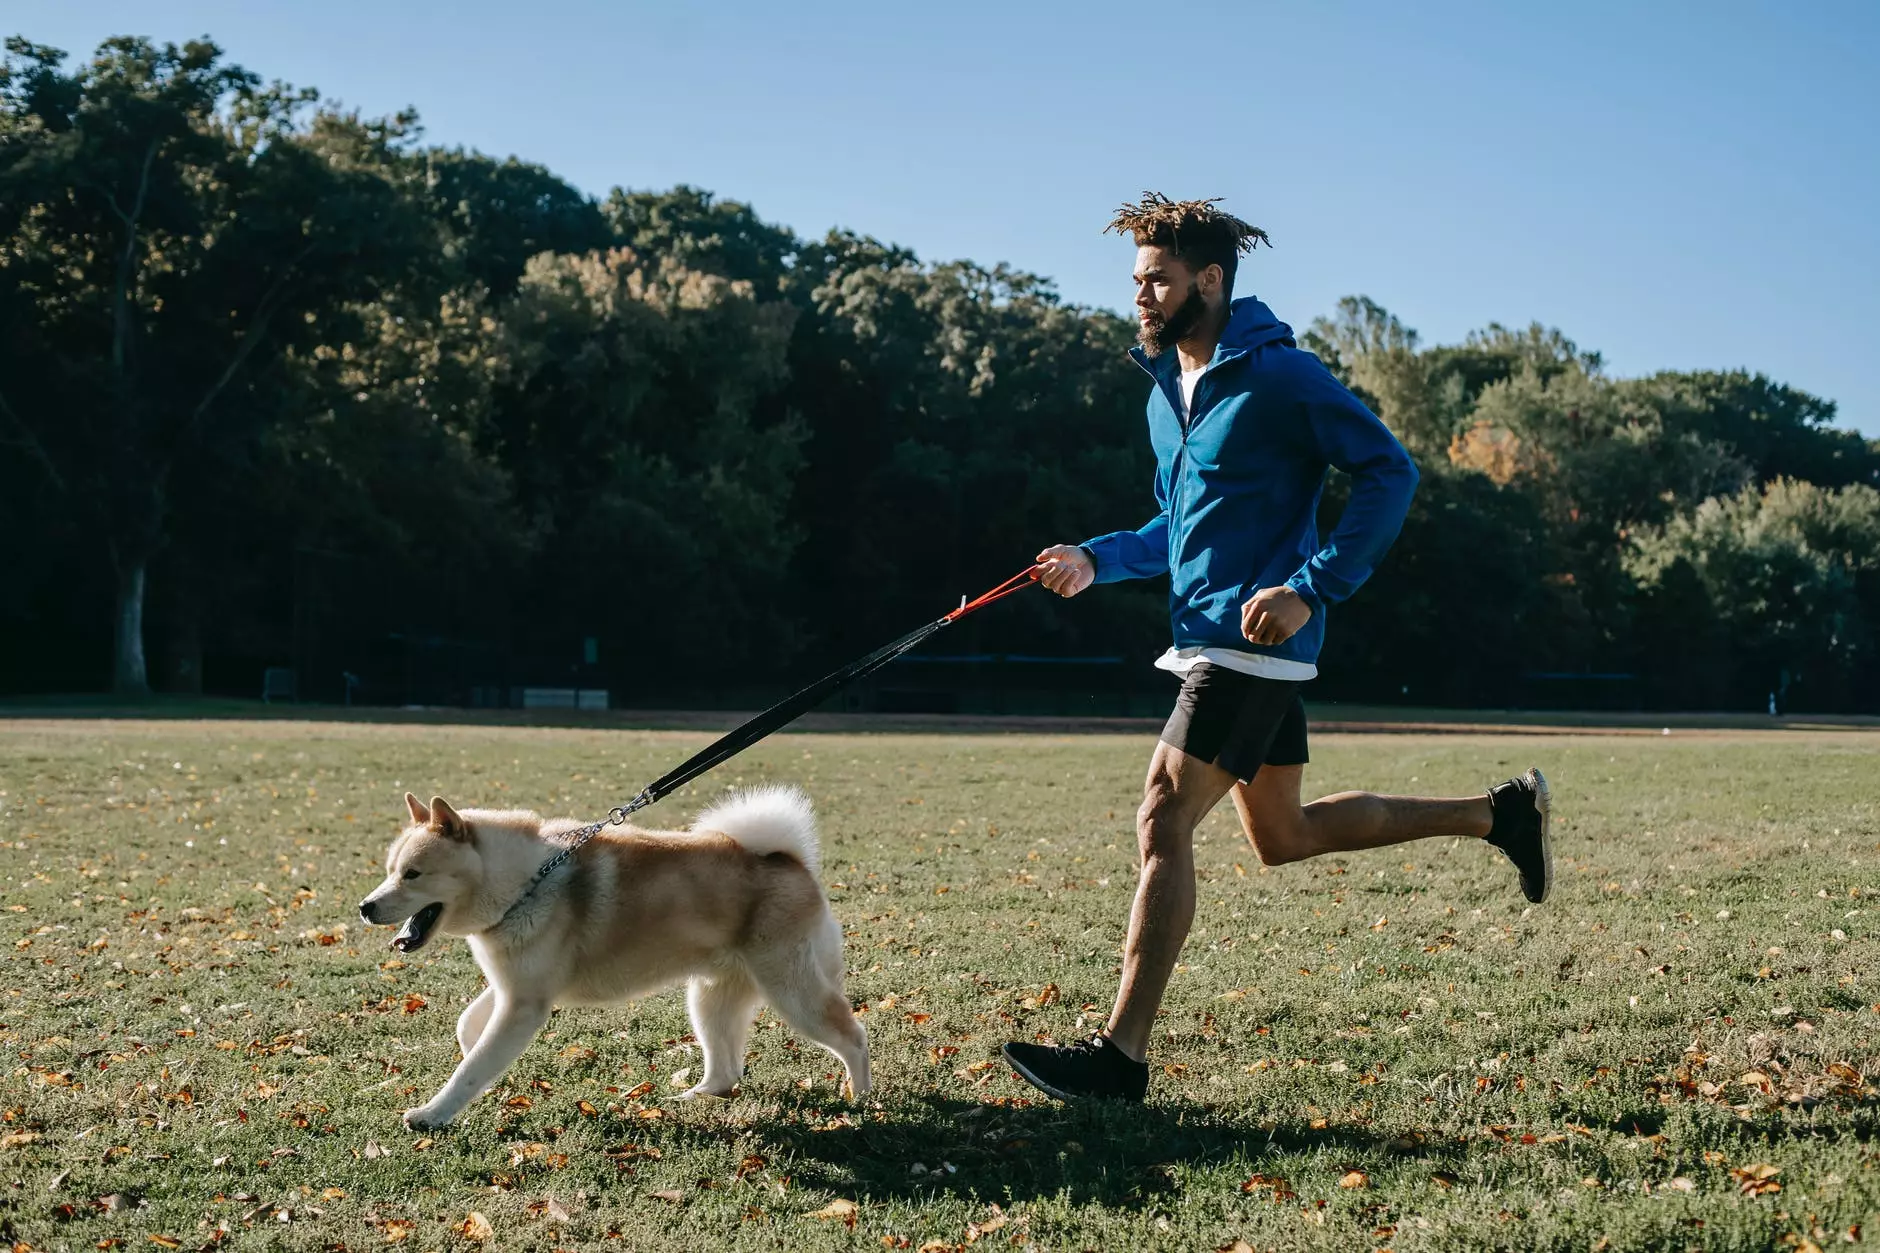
[[1528, 766, 1552, 904], [1001, 1045, 1142, 1104]]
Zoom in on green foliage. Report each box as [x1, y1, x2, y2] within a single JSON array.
[[3, 32, 1878, 710], [1624, 480, 1880, 708]]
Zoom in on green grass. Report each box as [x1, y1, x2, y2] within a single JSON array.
[[3, 718, 1878, 1252]]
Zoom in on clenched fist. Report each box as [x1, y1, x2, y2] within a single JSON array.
[[1241, 585, 1312, 646], [1033, 544, 1096, 598]]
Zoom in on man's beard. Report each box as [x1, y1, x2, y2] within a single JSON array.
[[1137, 283, 1207, 357]]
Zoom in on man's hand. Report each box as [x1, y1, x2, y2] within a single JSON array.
[[1034, 544, 1096, 598], [1241, 585, 1312, 646]]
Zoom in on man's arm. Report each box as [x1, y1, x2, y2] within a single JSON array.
[[1081, 510, 1171, 583], [1282, 369, 1419, 612]]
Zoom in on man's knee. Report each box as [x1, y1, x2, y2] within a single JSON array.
[[1242, 808, 1314, 866], [1136, 786, 1195, 861]]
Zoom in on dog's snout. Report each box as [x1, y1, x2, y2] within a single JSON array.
[[359, 899, 380, 925]]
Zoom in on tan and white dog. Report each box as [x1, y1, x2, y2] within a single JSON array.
[[358, 786, 869, 1129]]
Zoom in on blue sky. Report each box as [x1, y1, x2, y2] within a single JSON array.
[[15, 0, 1880, 435]]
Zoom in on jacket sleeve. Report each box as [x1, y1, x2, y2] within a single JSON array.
[[1284, 369, 1419, 610], [1080, 464, 1172, 583]]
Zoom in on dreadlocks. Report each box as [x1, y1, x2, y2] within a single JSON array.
[[1105, 191, 1270, 295]]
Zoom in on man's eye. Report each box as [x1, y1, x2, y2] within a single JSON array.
[[401, 869, 420, 881]]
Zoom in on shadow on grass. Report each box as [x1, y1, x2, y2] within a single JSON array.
[[738, 1093, 1466, 1210]]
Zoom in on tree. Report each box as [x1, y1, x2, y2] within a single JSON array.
[[604, 185, 799, 297], [0, 37, 426, 693], [490, 247, 804, 681], [424, 150, 611, 298], [1625, 369, 1880, 489], [1624, 479, 1880, 709]]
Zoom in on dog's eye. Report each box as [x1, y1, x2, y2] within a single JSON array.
[[401, 869, 420, 881]]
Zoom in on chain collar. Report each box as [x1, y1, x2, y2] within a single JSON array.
[[487, 790, 652, 933]]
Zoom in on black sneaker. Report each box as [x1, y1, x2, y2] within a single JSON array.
[[1002, 1034, 1149, 1103], [1485, 767, 1552, 903]]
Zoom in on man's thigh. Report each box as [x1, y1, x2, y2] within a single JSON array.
[[1229, 763, 1310, 862], [1142, 739, 1240, 833]]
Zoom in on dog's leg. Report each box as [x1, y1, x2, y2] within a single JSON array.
[[456, 985, 496, 1055], [681, 968, 761, 1099], [750, 919, 871, 1099], [404, 994, 551, 1130]]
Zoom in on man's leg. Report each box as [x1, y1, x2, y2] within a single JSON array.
[[1230, 764, 1490, 865], [1231, 763, 1553, 902], [1104, 742, 1240, 1062], [1002, 740, 1235, 1102]]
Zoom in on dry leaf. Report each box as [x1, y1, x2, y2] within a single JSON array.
[[461, 1211, 493, 1242], [1217, 1242, 1256, 1253], [559, 1045, 597, 1060], [810, 1198, 859, 1226], [147, 1238, 181, 1249], [651, 1188, 686, 1204], [966, 1212, 1008, 1241], [1338, 1170, 1369, 1189], [1, 1131, 40, 1148]]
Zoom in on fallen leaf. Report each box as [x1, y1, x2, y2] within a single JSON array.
[[147, 1238, 181, 1249], [1432, 1171, 1459, 1190], [559, 1045, 597, 1060], [1, 1131, 40, 1148], [651, 1189, 686, 1204], [966, 1212, 1008, 1241], [1217, 1242, 1257, 1253], [1338, 1170, 1369, 1189], [460, 1211, 493, 1242], [810, 1198, 859, 1226], [1664, 1177, 1696, 1192], [667, 1068, 693, 1089]]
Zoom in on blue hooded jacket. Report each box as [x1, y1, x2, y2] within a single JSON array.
[[1082, 296, 1418, 668]]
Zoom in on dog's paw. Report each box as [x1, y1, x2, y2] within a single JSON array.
[[402, 1105, 452, 1131], [675, 1084, 735, 1102]]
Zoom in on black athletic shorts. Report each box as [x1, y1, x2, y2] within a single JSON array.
[[1159, 662, 1309, 782]]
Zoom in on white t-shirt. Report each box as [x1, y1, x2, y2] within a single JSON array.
[[1164, 364, 1317, 682], [1180, 366, 1206, 416]]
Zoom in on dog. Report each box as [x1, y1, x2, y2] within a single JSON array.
[[357, 786, 869, 1129]]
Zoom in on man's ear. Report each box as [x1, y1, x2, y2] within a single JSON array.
[[405, 792, 430, 825], [1201, 261, 1225, 299], [429, 796, 470, 842]]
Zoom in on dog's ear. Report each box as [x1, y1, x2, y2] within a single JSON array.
[[405, 792, 431, 825], [429, 796, 469, 842]]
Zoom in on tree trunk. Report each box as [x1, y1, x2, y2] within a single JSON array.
[[112, 557, 151, 697]]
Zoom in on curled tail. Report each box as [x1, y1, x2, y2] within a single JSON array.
[[692, 786, 820, 876]]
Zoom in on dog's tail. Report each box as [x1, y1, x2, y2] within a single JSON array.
[[692, 786, 820, 876]]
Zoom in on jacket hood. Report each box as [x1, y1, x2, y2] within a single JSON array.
[[1217, 296, 1295, 355]]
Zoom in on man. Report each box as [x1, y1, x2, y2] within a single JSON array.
[[1002, 193, 1551, 1103]]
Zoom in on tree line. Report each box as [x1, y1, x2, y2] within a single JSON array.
[[4, 37, 1877, 712]]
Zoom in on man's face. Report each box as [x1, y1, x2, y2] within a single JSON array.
[[1133, 245, 1212, 357]]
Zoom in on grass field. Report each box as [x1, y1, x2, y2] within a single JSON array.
[[3, 717, 1878, 1252]]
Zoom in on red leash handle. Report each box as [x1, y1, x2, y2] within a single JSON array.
[[943, 564, 1045, 622]]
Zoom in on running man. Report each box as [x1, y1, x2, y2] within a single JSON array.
[[1002, 194, 1551, 1103]]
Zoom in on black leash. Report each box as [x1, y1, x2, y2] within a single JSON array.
[[485, 566, 1041, 931]]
